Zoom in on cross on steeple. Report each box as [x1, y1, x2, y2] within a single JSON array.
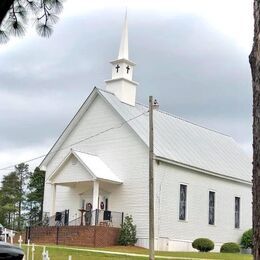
[[105, 10, 138, 106]]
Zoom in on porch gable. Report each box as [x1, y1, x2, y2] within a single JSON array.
[[49, 153, 93, 184], [48, 149, 123, 185]]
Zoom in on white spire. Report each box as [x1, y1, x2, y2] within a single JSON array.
[[118, 10, 129, 60], [105, 10, 138, 106]]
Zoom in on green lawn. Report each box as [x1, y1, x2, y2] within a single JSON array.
[[21, 244, 253, 260], [22, 245, 141, 259]]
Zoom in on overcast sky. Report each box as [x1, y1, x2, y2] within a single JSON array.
[[0, 0, 254, 178]]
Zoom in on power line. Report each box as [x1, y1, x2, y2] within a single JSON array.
[[0, 110, 148, 172]]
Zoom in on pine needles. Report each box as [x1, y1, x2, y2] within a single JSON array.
[[0, 0, 64, 43]]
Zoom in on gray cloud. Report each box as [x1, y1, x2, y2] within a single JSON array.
[[0, 10, 252, 157]]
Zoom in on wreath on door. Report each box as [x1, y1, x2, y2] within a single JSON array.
[[86, 203, 92, 211]]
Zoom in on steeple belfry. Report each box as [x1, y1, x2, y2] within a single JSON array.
[[105, 11, 138, 106]]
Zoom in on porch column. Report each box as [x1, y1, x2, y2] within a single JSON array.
[[50, 183, 56, 216], [92, 181, 99, 210]]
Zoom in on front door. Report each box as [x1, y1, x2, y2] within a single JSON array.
[[105, 198, 108, 210]]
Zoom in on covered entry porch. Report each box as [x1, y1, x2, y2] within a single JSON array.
[[45, 150, 123, 227]]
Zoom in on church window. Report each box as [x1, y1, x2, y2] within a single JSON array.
[[235, 197, 240, 228], [115, 64, 120, 72], [81, 199, 85, 209], [179, 184, 187, 220], [208, 191, 215, 225], [126, 65, 130, 73]]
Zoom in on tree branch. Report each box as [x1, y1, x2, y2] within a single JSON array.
[[0, 0, 15, 26]]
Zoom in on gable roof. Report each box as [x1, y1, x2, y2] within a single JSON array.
[[48, 149, 122, 184], [41, 87, 252, 184], [100, 89, 252, 183], [73, 150, 123, 183]]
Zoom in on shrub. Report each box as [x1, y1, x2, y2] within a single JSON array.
[[192, 238, 214, 252], [118, 215, 137, 246], [241, 229, 253, 249], [220, 242, 240, 253]]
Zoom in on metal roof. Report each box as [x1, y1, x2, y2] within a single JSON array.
[[49, 149, 122, 184], [99, 89, 252, 183], [73, 150, 123, 184]]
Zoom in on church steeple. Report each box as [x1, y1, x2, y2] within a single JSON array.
[[105, 11, 138, 106], [118, 11, 129, 60]]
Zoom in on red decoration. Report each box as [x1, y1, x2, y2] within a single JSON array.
[[100, 201, 104, 210]]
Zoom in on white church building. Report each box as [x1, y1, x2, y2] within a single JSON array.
[[41, 14, 252, 251]]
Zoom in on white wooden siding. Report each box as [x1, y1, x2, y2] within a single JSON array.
[[51, 154, 93, 184], [154, 161, 252, 248], [43, 95, 149, 237], [42, 91, 252, 249]]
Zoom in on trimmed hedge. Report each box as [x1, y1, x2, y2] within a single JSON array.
[[220, 242, 240, 253], [241, 229, 253, 249], [192, 238, 214, 252]]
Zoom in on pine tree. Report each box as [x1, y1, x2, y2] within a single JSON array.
[[249, 1, 260, 258], [15, 163, 30, 230], [0, 171, 19, 228], [26, 167, 45, 225]]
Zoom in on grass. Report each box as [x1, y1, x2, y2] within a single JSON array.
[[21, 244, 253, 260], [22, 245, 141, 259]]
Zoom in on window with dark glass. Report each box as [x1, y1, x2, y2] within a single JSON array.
[[179, 184, 187, 220], [209, 191, 215, 225], [81, 199, 85, 209], [235, 197, 240, 228]]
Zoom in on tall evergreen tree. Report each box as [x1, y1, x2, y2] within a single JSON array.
[[15, 163, 30, 230], [0, 190, 4, 225], [0, 171, 19, 228], [26, 167, 45, 224]]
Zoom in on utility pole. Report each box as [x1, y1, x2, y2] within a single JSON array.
[[149, 96, 155, 260]]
